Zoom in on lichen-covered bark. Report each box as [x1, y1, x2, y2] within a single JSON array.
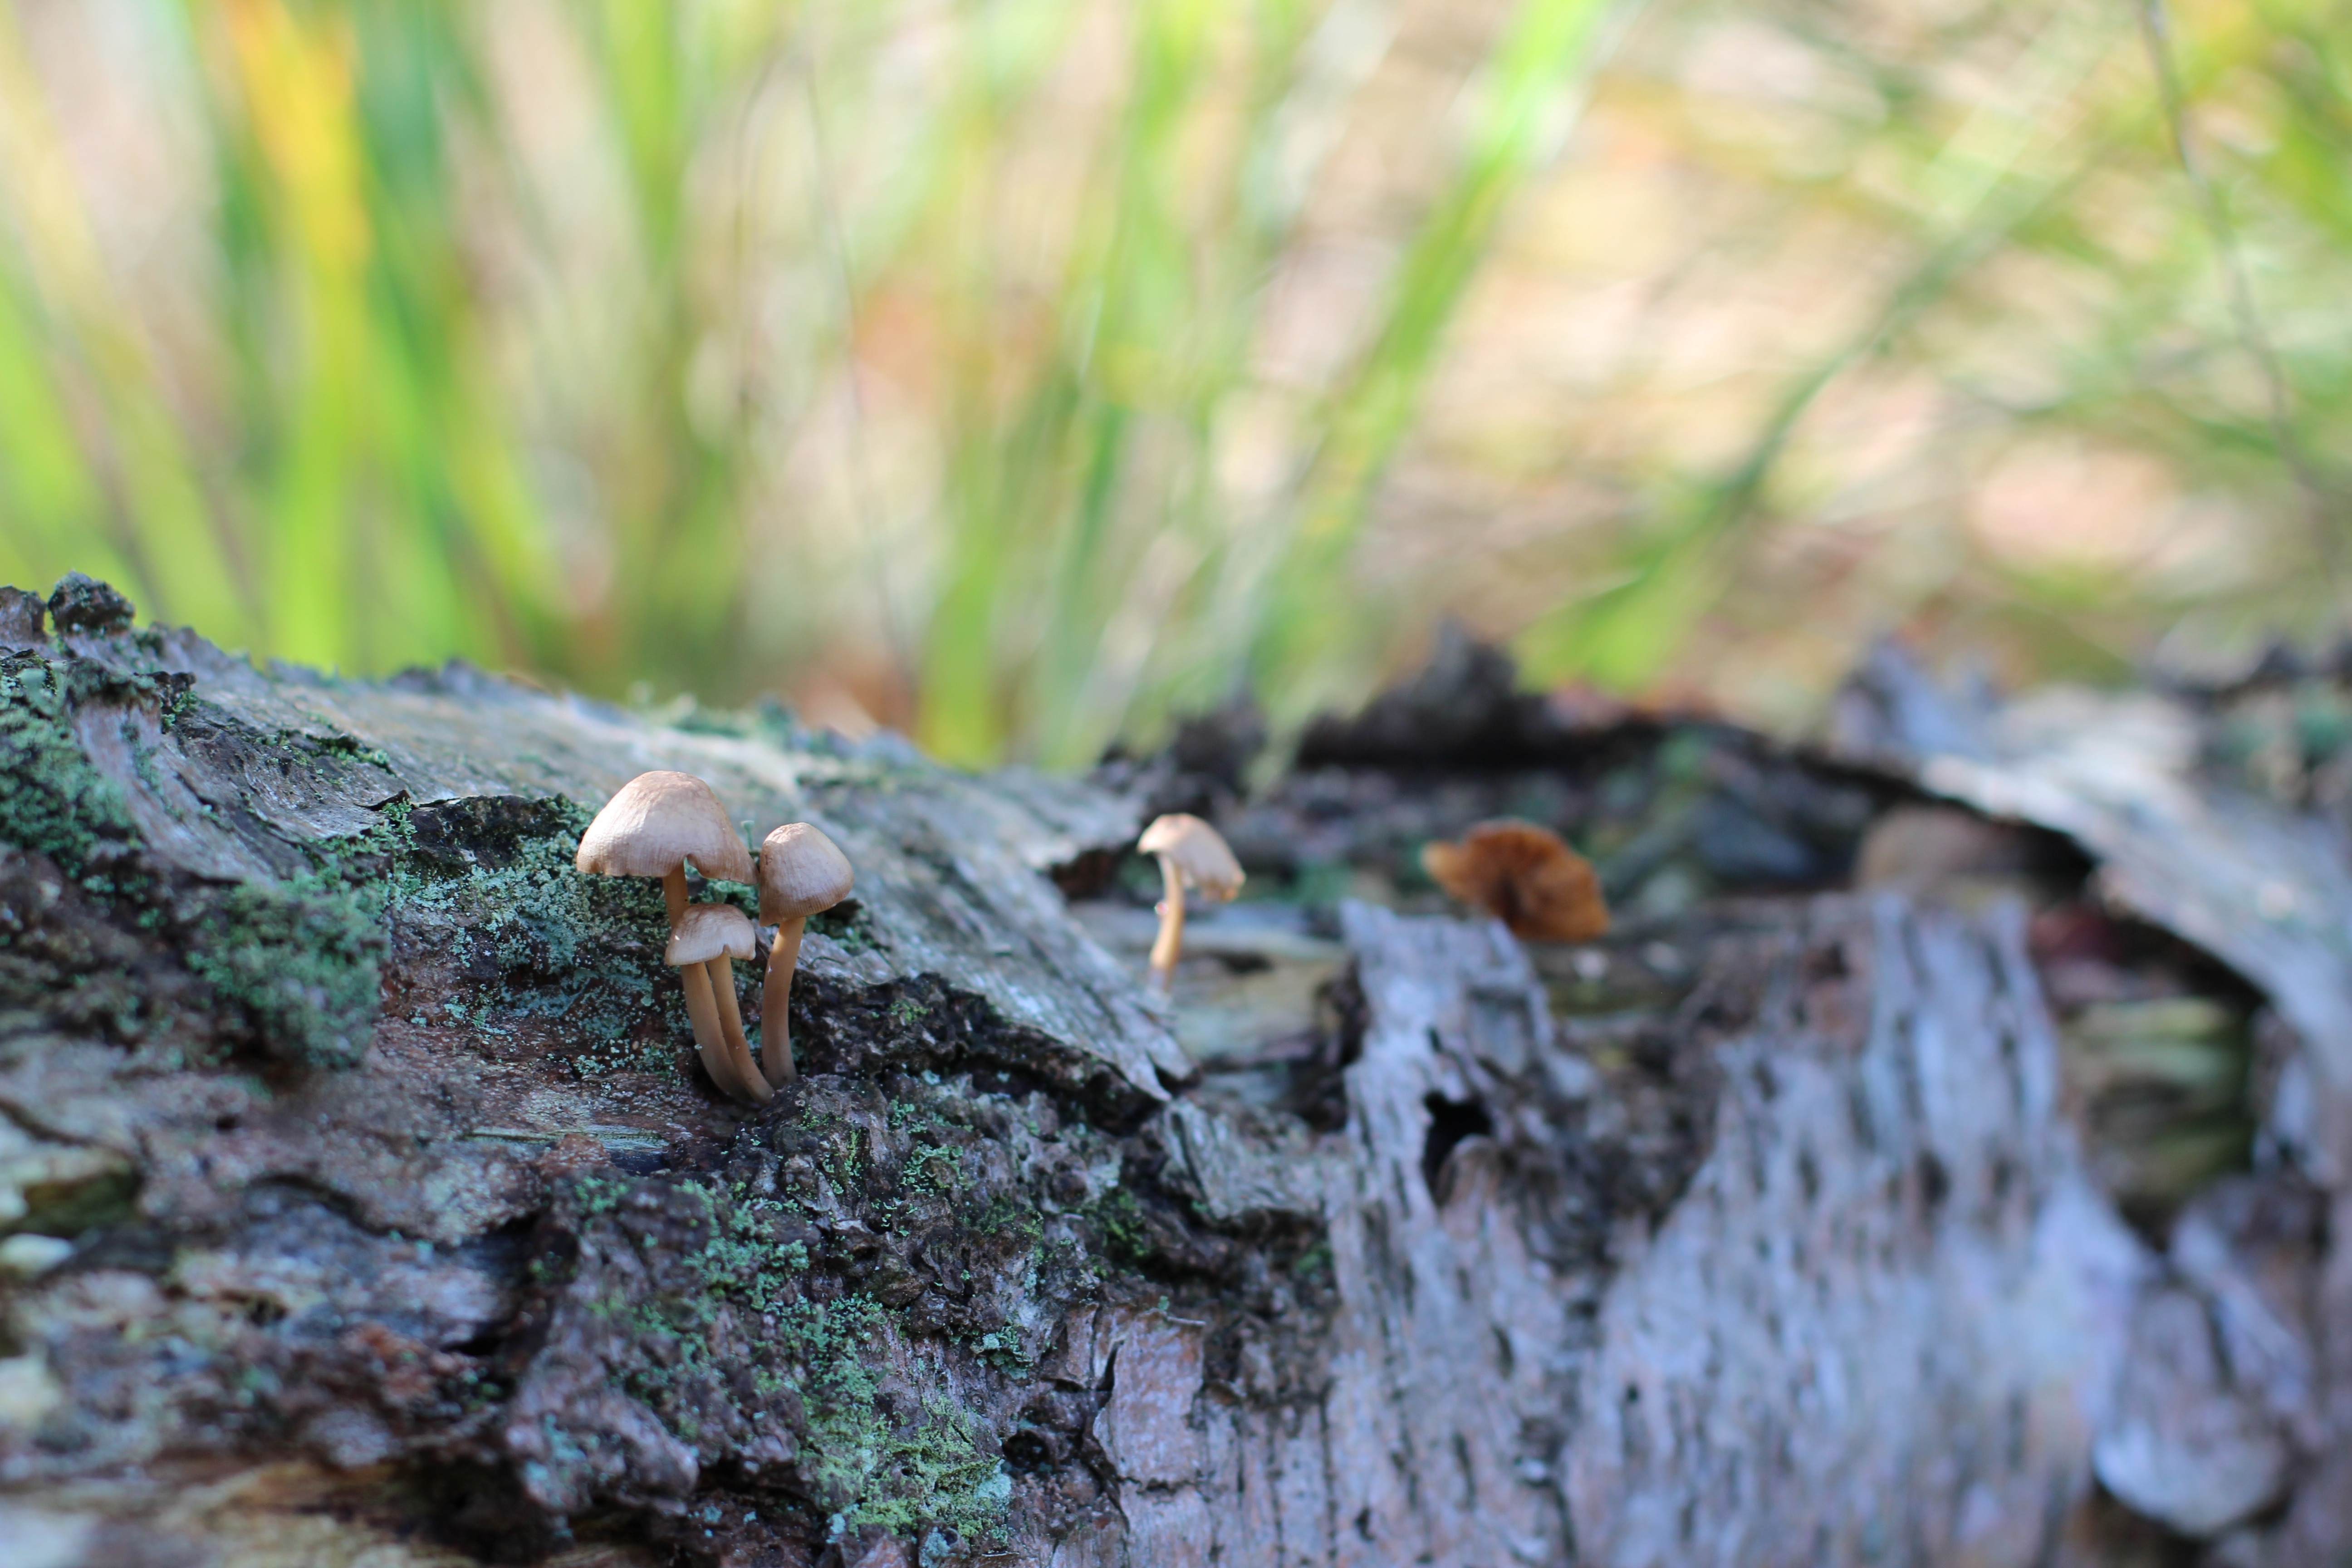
[[0, 586, 2347, 1568]]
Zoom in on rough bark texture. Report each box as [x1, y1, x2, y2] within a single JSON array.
[[1164, 898, 2143, 1568], [1829, 646, 2352, 1567], [0, 588, 2344, 1567]]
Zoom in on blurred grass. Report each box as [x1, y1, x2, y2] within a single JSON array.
[[0, 0, 2346, 765]]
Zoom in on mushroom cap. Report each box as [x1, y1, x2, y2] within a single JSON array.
[[577, 771, 755, 883], [758, 822, 855, 923], [1138, 813, 1245, 902], [1420, 819, 1608, 943], [665, 903, 757, 966]]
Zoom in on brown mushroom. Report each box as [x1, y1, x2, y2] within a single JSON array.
[[576, 770, 755, 929], [1137, 813, 1244, 992], [577, 771, 761, 1100], [1421, 819, 1608, 943], [666, 904, 769, 1103], [756, 822, 855, 1087]]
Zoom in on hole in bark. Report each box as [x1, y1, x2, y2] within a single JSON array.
[[2031, 904, 2267, 1236], [1421, 1094, 1492, 1200], [54, 1222, 173, 1277], [1004, 1428, 1061, 1471], [1289, 964, 1367, 1132], [1918, 1150, 1950, 1212], [1990, 1153, 2017, 1204], [14, 1168, 138, 1237], [397, 1457, 628, 1564], [1046, 847, 1122, 900]]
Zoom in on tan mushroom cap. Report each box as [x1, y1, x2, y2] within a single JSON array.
[[577, 771, 754, 882], [1421, 819, 1608, 943], [758, 822, 855, 923], [665, 903, 757, 966], [1138, 813, 1244, 902]]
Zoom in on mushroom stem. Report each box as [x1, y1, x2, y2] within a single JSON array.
[[678, 961, 756, 1101], [761, 916, 807, 1085], [1147, 854, 1186, 992], [662, 867, 689, 929], [707, 958, 771, 1103]]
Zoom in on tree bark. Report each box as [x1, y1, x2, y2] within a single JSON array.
[[0, 586, 2342, 1567]]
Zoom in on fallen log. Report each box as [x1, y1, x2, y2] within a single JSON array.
[[0, 584, 2341, 1566]]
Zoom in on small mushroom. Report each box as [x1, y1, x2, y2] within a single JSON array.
[[576, 770, 755, 928], [577, 771, 760, 1098], [756, 822, 855, 1087], [1137, 813, 1244, 992], [666, 904, 769, 1103], [1421, 819, 1608, 943]]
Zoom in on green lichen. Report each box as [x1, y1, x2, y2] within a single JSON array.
[[322, 796, 686, 1076], [186, 877, 387, 1069], [573, 1173, 629, 1220], [1086, 1186, 1152, 1264], [745, 1293, 1009, 1546], [0, 657, 136, 873], [308, 732, 396, 770], [975, 1194, 1042, 1252], [689, 1191, 813, 1311], [541, 1063, 1154, 1548], [808, 901, 877, 952], [0, 651, 406, 1070], [569, 1169, 1014, 1547], [902, 1144, 964, 1198], [813, 1367, 1009, 1542]]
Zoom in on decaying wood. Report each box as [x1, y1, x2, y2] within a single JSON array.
[[1830, 645, 2352, 1565], [1155, 898, 2146, 1568], [0, 585, 2346, 1567]]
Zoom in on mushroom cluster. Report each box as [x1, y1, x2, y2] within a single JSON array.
[[577, 771, 853, 1104]]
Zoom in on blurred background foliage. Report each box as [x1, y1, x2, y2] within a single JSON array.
[[0, 0, 2345, 767]]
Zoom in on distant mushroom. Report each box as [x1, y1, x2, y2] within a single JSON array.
[[1421, 819, 1608, 943], [756, 822, 855, 1087], [1137, 813, 1244, 992], [576, 771, 755, 929], [666, 904, 769, 1103]]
